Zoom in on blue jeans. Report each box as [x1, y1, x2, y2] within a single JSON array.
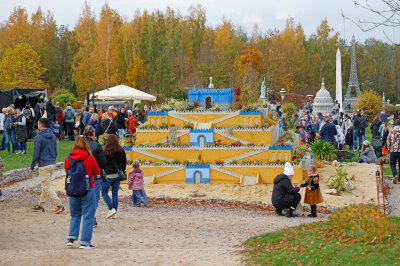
[[361, 155, 368, 163], [118, 128, 126, 139], [68, 188, 95, 245], [19, 141, 26, 151], [390, 152, 400, 177], [352, 130, 364, 150], [0, 134, 5, 149], [93, 178, 102, 224], [101, 178, 120, 211], [4, 129, 19, 153]]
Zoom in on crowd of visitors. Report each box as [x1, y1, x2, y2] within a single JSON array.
[[0, 100, 149, 157], [279, 99, 400, 184]]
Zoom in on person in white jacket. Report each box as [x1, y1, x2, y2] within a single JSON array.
[[333, 120, 345, 149]]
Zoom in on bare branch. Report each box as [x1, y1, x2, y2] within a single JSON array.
[[342, 0, 400, 43]]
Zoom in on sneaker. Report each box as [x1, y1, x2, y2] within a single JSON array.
[[66, 239, 74, 247], [55, 206, 65, 214], [16, 151, 22, 155], [32, 205, 45, 212], [93, 221, 97, 228], [79, 244, 95, 250], [106, 208, 117, 219], [21, 150, 26, 154], [394, 176, 398, 184], [112, 214, 117, 219]]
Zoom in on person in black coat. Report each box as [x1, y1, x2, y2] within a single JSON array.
[[84, 125, 107, 227], [45, 98, 56, 125], [116, 106, 128, 138], [101, 134, 126, 219], [370, 115, 382, 140], [100, 113, 117, 135], [271, 163, 301, 218]]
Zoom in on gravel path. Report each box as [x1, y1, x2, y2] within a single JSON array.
[[0, 175, 328, 265], [386, 176, 400, 217]]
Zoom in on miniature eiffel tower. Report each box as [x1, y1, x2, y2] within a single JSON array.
[[343, 35, 361, 109]]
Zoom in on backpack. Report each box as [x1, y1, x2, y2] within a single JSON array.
[[65, 155, 90, 197], [23, 108, 32, 120], [65, 109, 73, 120]]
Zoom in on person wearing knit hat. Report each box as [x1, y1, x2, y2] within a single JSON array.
[[358, 139, 377, 163], [271, 162, 302, 218]]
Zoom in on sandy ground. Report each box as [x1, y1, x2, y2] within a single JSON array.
[[50, 163, 379, 208], [0, 174, 329, 266]]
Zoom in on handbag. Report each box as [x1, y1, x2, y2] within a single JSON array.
[[113, 160, 127, 181]]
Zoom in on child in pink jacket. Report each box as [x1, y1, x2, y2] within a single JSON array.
[[128, 160, 148, 206]]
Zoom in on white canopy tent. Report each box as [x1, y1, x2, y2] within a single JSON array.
[[90, 84, 156, 103]]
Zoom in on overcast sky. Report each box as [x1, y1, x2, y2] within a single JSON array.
[[1, 0, 398, 43]]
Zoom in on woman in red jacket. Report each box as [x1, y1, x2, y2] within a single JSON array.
[[64, 137, 100, 249]]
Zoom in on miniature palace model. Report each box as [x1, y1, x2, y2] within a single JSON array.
[[125, 81, 306, 185]]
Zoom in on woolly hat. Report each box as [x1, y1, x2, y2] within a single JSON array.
[[363, 140, 370, 146], [284, 162, 295, 176]]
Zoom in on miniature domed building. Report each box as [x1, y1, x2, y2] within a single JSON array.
[[313, 78, 333, 116]]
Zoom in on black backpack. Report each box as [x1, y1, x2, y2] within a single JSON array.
[[65, 155, 90, 197]]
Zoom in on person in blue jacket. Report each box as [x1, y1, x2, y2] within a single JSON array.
[[30, 117, 65, 213], [319, 117, 337, 145]]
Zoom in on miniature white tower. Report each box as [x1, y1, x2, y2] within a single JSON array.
[[336, 48, 343, 112]]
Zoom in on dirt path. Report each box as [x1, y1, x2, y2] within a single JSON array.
[[0, 176, 327, 265], [386, 176, 400, 217]]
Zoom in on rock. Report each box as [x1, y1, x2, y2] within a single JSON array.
[[154, 195, 165, 200], [325, 188, 338, 195], [351, 162, 358, 166], [188, 191, 206, 197], [344, 183, 356, 191]]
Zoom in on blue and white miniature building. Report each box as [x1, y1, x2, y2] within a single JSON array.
[[185, 164, 210, 184], [188, 77, 233, 110], [190, 129, 214, 146]]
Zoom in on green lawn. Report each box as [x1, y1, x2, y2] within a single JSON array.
[[244, 216, 400, 265], [0, 136, 74, 171]]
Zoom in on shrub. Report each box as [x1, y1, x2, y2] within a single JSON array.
[[71, 101, 82, 110], [329, 166, 352, 192], [52, 92, 76, 107], [329, 204, 397, 244], [354, 90, 382, 121], [98, 134, 109, 146], [312, 140, 335, 161], [281, 102, 296, 118], [183, 122, 194, 129], [171, 89, 187, 100], [383, 105, 396, 116], [159, 122, 168, 129]]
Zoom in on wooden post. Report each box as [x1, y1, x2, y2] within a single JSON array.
[[380, 160, 386, 215], [375, 168, 382, 244]]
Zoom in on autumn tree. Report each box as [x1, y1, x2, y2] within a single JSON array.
[[72, 1, 97, 97], [91, 4, 121, 89], [125, 51, 145, 88], [0, 43, 47, 89]]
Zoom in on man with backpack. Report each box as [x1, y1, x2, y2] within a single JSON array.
[[353, 109, 368, 151], [84, 126, 106, 227], [30, 117, 65, 213], [64, 102, 76, 141]]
